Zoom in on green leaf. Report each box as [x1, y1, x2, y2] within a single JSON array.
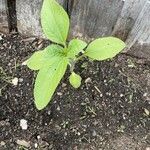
[[67, 39, 87, 58], [34, 57, 68, 110], [27, 44, 64, 70], [41, 0, 69, 45], [85, 37, 126, 60], [69, 72, 82, 88]]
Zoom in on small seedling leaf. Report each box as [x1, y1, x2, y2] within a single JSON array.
[[27, 44, 64, 70], [67, 39, 87, 58], [85, 37, 126, 60], [41, 0, 69, 45], [34, 57, 68, 110], [69, 72, 82, 88]]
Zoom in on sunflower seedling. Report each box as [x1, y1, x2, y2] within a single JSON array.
[[26, 0, 126, 110]]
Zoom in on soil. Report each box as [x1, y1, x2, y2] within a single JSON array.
[[0, 33, 150, 150]]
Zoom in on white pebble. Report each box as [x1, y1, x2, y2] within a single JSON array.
[[34, 143, 38, 148], [56, 106, 61, 111], [143, 93, 148, 97], [57, 92, 62, 96], [0, 36, 2, 40], [20, 119, 28, 130], [120, 94, 124, 97], [100, 94, 103, 97], [77, 132, 81, 136], [16, 140, 30, 148], [12, 77, 18, 86], [0, 141, 5, 146], [37, 135, 40, 139]]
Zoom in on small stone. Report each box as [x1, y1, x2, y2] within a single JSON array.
[[64, 132, 67, 136], [144, 108, 149, 116], [146, 147, 150, 150], [12, 77, 18, 86], [92, 130, 97, 137], [62, 83, 67, 87], [143, 93, 148, 97], [34, 143, 38, 148], [57, 92, 63, 96], [16, 140, 30, 148], [85, 77, 92, 83], [37, 135, 40, 139], [0, 36, 3, 40], [104, 80, 107, 83], [0, 141, 5, 146], [77, 132, 81, 136], [47, 111, 51, 115], [120, 94, 124, 97], [56, 106, 60, 111], [20, 119, 28, 130], [19, 78, 23, 82]]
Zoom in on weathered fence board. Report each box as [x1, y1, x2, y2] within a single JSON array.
[[1, 0, 150, 60], [0, 0, 9, 33], [112, 0, 147, 41], [16, 0, 65, 37], [69, 0, 124, 41], [125, 0, 150, 60]]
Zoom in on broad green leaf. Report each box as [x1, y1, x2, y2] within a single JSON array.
[[41, 0, 69, 45], [69, 72, 82, 88], [67, 39, 87, 59], [85, 37, 126, 60], [27, 44, 64, 70], [34, 57, 68, 110], [27, 50, 46, 70]]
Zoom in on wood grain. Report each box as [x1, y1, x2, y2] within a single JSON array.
[[69, 0, 124, 41], [112, 0, 147, 41], [16, 0, 65, 37], [0, 0, 9, 33]]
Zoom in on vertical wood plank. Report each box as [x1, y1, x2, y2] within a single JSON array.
[[69, 0, 124, 41], [112, 0, 147, 41], [125, 0, 150, 60], [16, 0, 65, 37], [0, 0, 9, 33]]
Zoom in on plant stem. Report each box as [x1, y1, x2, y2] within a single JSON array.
[[69, 53, 86, 72]]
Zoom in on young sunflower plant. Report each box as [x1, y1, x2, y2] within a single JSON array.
[[26, 0, 126, 110]]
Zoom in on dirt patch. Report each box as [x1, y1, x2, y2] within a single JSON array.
[[0, 34, 150, 150]]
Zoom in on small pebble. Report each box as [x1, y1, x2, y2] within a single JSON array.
[[62, 83, 67, 87], [85, 77, 92, 83], [12, 77, 18, 86], [77, 132, 81, 136], [144, 108, 149, 116], [16, 140, 30, 148], [0, 36, 2, 40], [37, 135, 40, 139], [20, 119, 28, 130], [56, 106, 61, 111], [19, 78, 23, 82], [120, 94, 124, 97], [143, 93, 148, 97], [0, 141, 5, 146], [34, 143, 38, 148], [47, 111, 51, 115], [146, 147, 150, 150], [92, 130, 97, 137], [57, 92, 63, 96]]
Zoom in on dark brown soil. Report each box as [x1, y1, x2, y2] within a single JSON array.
[[0, 34, 150, 150]]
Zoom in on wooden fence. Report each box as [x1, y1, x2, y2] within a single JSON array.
[[0, 0, 150, 60]]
